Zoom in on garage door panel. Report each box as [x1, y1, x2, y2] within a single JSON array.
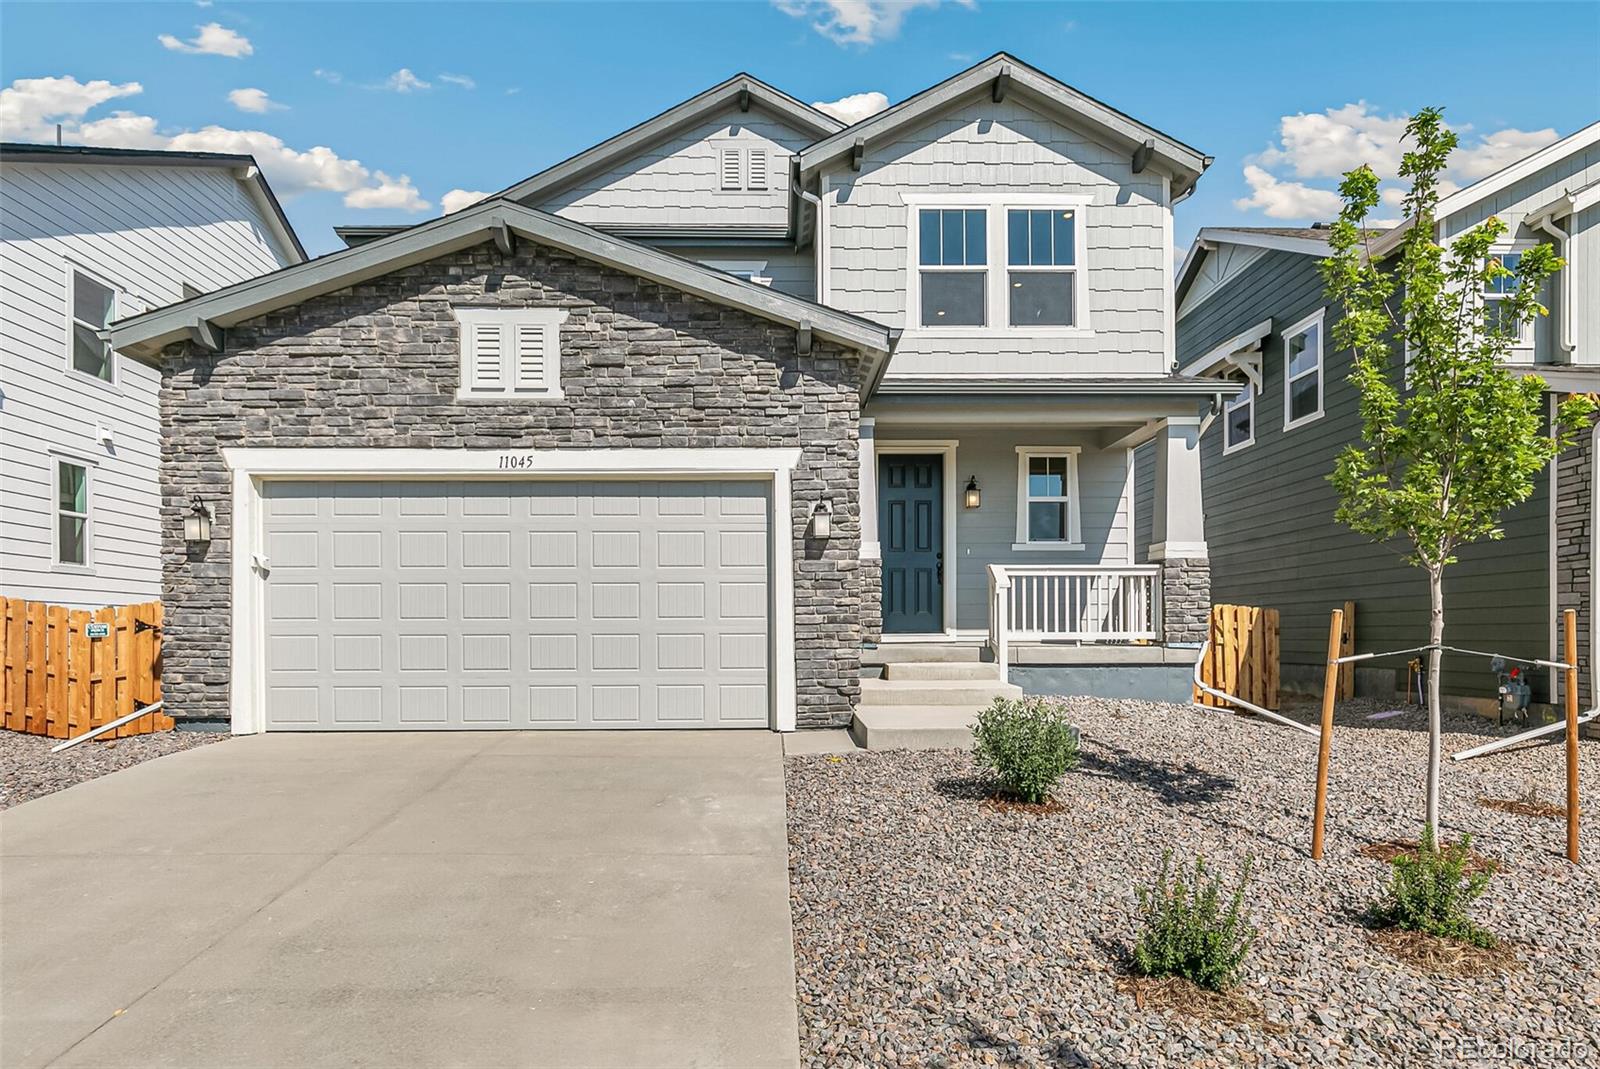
[[261, 479, 770, 730]]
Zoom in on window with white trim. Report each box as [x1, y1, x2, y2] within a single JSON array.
[[1014, 447, 1082, 548], [68, 267, 117, 382], [1006, 208, 1077, 326], [55, 459, 91, 566], [1282, 309, 1325, 430], [454, 307, 568, 399], [1483, 250, 1532, 347], [917, 208, 987, 326], [1223, 384, 1254, 454]]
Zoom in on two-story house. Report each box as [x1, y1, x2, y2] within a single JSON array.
[[0, 143, 305, 609], [1176, 121, 1600, 716], [103, 54, 1228, 737]]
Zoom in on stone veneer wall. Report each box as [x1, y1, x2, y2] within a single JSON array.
[[1555, 420, 1594, 711], [160, 239, 866, 729], [1160, 557, 1211, 645], [860, 557, 883, 645]]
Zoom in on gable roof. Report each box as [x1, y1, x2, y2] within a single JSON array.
[[1174, 226, 1333, 310], [496, 73, 844, 206], [1366, 120, 1600, 259], [796, 53, 1210, 197], [106, 196, 897, 393], [0, 141, 307, 263]]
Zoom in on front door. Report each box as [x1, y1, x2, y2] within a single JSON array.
[[880, 454, 943, 634]]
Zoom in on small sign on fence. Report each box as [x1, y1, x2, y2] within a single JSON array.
[[85, 622, 110, 639]]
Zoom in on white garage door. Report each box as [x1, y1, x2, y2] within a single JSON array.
[[260, 479, 771, 730]]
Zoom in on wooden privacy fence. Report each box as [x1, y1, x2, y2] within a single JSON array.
[[0, 598, 169, 740], [1198, 603, 1280, 711]]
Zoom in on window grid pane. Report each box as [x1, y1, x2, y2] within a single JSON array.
[[920, 271, 986, 326], [58, 463, 87, 514], [1287, 327, 1319, 378], [1009, 273, 1073, 327], [1226, 396, 1252, 447], [73, 272, 114, 328], [1028, 502, 1069, 542], [1289, 375, 1318, 422], [919, 211, 941, 267]]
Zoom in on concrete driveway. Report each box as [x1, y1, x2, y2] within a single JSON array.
[[1, 731, 799, 1068]]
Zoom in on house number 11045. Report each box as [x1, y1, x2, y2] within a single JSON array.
[[497, 455, 540, 471]]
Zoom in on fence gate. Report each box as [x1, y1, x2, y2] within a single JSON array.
[[1198, 604, 1280, 711], [0, 598, 169, 740]]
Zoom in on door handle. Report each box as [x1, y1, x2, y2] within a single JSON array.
[[936, 551, 943, 583]]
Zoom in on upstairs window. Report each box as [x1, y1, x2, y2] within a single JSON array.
[[56, 459, 91, 566], [1014, 447, 1082, 548], [1223, 385, 1254, 455], [454, 308, 568, 400], [1483, 251, 1531, 346], [1282, 309, 1325, 431], [1007, 209, 1077, 327], [69, 268, 117, 382], [917, 208, 986, 327]]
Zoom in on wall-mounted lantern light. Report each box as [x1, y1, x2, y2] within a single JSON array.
[[184, 494, 213, 545], [964, 476, 982, 509], [810, 500, 833, 540]]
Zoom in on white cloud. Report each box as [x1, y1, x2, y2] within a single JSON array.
[[313, 68, 342, 85], [773, 0, 971, 46], [1453, 126, 1560, 180], [344, 171, 429, 211], [810, 90, 889, 126], [382, 68, 430, 93], [227, 87, 283, 114], [0, 74, 430, 212], [441, 188, 490, 214], [0, 75, 143, 141], [438, 73, 476, 90], [1232, 165, 1343, 221], [157, 22, 253, 58]]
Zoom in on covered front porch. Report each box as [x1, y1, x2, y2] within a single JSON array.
[[852, 379, 1227, 745]]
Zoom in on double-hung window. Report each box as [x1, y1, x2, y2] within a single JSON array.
[[56, 459, 91, 567], [917, 208, 987, 327], [69, 268, 117, 382], [1282, 309, 1325, 430], [1483, 251, 1531, 346], [1006, 209, 1077, 326], [1014, 447, 1082, 549], [1223, 385, 1254, 454]]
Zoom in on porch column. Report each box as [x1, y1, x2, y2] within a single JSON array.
[[1148, 417, 1210, 644], [859, 418, 883, 644]]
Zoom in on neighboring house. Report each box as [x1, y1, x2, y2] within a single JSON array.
[[1176, 120, 1600, 712], [107, 54, 1227, 734], [0, 144, 305, 609]]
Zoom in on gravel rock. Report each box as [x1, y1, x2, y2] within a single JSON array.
[[0, 729, 224, 810], [786, 697, 1600, 1067]]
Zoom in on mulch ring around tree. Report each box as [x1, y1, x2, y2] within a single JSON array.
[[1114, 974, 1285, 1033], [1357, 838, 1501, 875], [1366, 929, 1523, 978], [1477, 793, 1567, 821]]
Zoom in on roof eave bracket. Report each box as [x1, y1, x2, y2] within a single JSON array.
[[1132, 139, 1156, 174], [992, 66, 1012, 103], [850, 138, 865, 172], [184, 318, 224, 354], [796, 320, 813, 356], [738, 87, 751, 113], [493, 219, 516, 256]]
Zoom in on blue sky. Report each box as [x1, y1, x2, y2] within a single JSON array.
[[3, 1, 1597, 257]]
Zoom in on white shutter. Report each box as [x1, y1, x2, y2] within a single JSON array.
[[747, 150, 768, 191], [470, 321, 504, 390], [513, 322, 548, 390], [720, 148, 742, 190]]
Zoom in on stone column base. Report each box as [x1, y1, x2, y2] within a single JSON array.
[[1160, 557, 1211, 645], [861, 556, 883, 646]]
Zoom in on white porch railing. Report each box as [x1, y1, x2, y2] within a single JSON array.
[[986, 564, 1162, 682]]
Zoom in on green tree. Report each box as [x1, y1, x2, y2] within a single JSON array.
[[1321, 108, 1593, 831]]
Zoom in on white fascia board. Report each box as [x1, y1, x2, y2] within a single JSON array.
[[797, 53, 1207, 185], [1434, 120, 1600, 221], [498, 75, 842, 204], [107, 199, 893, 363], [1178, 318, 1273, 381], [219, 446, 803, 478], [1198, 229, 1330, 258]]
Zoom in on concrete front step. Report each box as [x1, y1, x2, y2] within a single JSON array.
[[882, 661, 1001, 682], [850, 705, 986, 750], [861, 643, 987, 665], [857, 678, 1021, 706]]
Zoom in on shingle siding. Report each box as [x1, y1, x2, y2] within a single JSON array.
[[1185, 247, 1552, 701], [160, 238, 866, 728]]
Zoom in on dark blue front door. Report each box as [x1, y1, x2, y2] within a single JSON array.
[[880, 455, 943, 634]]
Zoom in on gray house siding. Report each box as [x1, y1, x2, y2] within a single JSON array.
[[670, 245, 816, 301], [1132, 439, 1154, 564], [1184, 248, 1552, 702], [158, 239, 867, 729]]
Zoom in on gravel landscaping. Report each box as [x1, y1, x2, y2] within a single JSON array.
[[0, 729, 224, 810], [786, 697, 1599, 1067]]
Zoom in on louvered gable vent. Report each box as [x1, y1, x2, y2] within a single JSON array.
[[453, 307, 569, 399], [747, 150, 768, 191], [720, 147, 742, 190]]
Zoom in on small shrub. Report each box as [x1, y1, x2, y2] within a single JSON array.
[[1132, 852, 1256, 992], [1370, 825, 1496, 948], [971, 696, 1080, 803]]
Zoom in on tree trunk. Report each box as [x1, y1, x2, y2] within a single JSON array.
[[1425, 565, 1445, 832]]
